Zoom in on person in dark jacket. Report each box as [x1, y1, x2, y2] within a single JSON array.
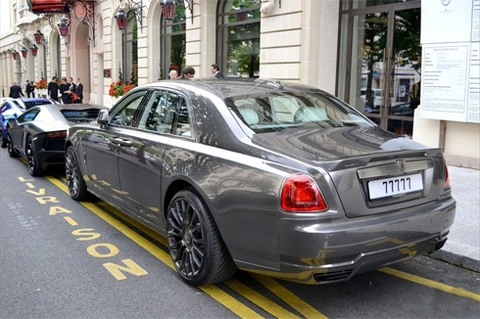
[[9, 82, 24, 98], [25, 80, 31, 97], [210, 64, 223, 78], [74, 77, 83, 103], [48, 76, 59, 102], [59, 77, 72, 104], [29, 81, 35, 97]]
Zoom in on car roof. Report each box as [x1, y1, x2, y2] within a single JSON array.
[[135, 78, 328, 100]]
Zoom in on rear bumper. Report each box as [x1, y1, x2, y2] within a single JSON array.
[[37, 149, 65, 167], [268, 197, 456, 284]]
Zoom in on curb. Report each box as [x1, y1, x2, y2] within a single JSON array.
[[429, 250, 480, 273]]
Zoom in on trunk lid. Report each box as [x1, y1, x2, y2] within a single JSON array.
[[251, 126, 449, 217]]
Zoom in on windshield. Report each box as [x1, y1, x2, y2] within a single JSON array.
[[226, 91, 373, 133]]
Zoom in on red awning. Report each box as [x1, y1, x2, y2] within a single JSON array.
[[27, 0, 69, 14]]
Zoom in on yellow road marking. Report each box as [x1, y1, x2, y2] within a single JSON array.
[[47, 176, 263, 318], [200, 284, 264, 319], [251, 274, 328, 319], [224, 278, 301, 318], [49, 176, 479, 317], [379, 267, 480, 302]]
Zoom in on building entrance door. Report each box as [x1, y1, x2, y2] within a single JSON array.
[[337, 1, 421, 137]]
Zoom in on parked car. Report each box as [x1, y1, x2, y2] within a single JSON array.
[[65, 79, 455, 286], [0, 97, 56, 148], [390, 102, 414, 116], [7, 103, 105, 176], [360, 87, 382, 112]]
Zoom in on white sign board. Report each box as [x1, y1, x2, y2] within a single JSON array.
[[420, 0, 480, 123]]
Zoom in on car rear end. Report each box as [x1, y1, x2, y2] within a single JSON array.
[[35, 105, 104, 168], [274, 149, 455, 284], [33, 128, 69, 168], [220, 81, 455, 284]]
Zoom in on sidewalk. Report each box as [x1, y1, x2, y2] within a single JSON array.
[[430, 165, 480, 272]]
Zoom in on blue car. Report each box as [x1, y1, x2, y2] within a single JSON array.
[[0, 97, 56, 148]]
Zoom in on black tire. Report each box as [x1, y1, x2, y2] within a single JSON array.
[[0, 130, 7, 148], [166, 189, 236, 286], [7, 133, 18, 158], [65, 146, 90, 201], [26, 136, 44, 176]]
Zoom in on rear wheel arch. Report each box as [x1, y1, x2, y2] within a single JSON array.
[[166, 187, 237, 285]]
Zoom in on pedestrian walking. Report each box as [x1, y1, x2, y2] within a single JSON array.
[[9, 82, 24, 98]]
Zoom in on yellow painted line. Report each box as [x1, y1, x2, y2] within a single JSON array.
[[379, 267, 480, 302], [200, 284, 264, 319], [251, 274, 328, 319], [224, 278, 301, 318], [47, 176, 263, 318]]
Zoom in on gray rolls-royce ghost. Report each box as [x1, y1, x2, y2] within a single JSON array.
[[65, 78, 455, 286]]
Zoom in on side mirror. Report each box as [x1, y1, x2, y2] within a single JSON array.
[[97, 109, 109, 128]]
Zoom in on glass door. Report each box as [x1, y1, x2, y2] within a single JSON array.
[[387, 8, 421, 135], [337, 1, 421, 136]]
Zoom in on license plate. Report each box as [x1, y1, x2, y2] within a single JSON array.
[[368, 173, 423, 200]]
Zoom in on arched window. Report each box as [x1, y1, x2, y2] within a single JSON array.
[[160, 6, 186, 79], [122, 16, 138, 85], [217, 0, 260, 78]]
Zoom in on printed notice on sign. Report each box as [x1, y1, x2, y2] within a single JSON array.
[[422, 46, 468, 116], [467, 41, 480, 123]]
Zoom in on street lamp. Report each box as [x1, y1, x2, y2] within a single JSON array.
[[115, 8, 128, 31], [12, 49, 19, 60], [30, 43, 39, 57], [58, 18, 69, 37], [20, 46, 28, 59], [160, 0, 176, 21], [34, 29, 44, 45]]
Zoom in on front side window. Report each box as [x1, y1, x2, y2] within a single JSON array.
[[110, 90, 148, 127]]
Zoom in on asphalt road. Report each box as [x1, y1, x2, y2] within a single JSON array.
[[1, 149, 479, 319]]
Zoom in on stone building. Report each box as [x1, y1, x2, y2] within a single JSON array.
[[0, 0, 478, 168]]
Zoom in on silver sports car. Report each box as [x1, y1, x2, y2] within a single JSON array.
[[65, 79, 456, 286], [7, 103, 105, 176]]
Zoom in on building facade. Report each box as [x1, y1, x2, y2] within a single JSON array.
[[0, 0, 478, 168]]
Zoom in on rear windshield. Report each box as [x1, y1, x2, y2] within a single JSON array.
[[226, 91, 373, 133], [61, 109, 101, 123]]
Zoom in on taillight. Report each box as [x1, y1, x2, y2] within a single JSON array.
[[444, 163, 450, 188], [280, 174, 328, 212], [46, 130, 67, 139]]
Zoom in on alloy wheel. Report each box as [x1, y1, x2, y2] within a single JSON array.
[[168, 197, 205, 280], [65, 146, 89, 200]]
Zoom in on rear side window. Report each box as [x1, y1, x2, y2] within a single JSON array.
[[138, 90, 191, 137], [17, 108, 42, 123], [226, 91, 372, 133]]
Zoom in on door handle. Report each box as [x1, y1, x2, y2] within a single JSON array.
[[111, 137, 132, 147]]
